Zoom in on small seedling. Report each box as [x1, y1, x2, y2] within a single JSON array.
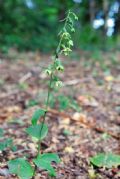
[[49, 94, 81, 112], [26, 99, 39, 107], [8, 10, 78, 179], [63, 129, 72, 136], [0, 128, 14, 152], [90, 153, 120, 168]]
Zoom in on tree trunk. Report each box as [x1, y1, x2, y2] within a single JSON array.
[[103, 0, 109, 35], [114, 0, 120, 35], [89, 0, 95, 25]]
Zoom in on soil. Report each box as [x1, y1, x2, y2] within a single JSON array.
[[0, 50, 120, 179]]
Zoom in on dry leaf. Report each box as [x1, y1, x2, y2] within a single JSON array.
[[78, 95, 98, 107], [60, 117, 70, 125], [105, 75, 114, 82], [64, 146, 74, 153], [72, 112, 87, 122], [5, 106, 21, 113]]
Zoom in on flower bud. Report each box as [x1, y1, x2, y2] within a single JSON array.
[[55, 81, 63, 87], [56, 65, 64, 72], [45, 69, 52, 75], [68, 40, 73, 46]]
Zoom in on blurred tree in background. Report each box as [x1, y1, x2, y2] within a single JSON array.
[[0, 0, 120, 52]]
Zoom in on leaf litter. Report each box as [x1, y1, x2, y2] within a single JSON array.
[[0, 51, 119, 179]]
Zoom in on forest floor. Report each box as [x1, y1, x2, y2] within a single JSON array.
[[0, 49, 120, 179]]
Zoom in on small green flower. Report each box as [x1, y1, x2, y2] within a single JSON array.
[[62, 32, 70, 38], [55, 81, 63, 87], [54, 59, 64, 72], [56, 65, 64, 72], [62, 47, 72, 56]]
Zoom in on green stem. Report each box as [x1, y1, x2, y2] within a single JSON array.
[[32, 73, 53, 178], [37, 72, 53, 155]]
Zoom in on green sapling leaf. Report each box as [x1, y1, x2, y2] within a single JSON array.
[[33, 153, 60, 177], [90, 153, 120, 168], [8, 158, 34, 179], [26, 123, 48, 140], [31, 109, 46, 125]]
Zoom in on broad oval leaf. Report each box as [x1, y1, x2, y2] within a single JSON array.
[[26, 123, 48, 140], [8, 158, 34, 179], [33, 153, 60, 177], [90, 153, 120, 168], [31, 109, 46, 125], [39, 153, 60, 163]]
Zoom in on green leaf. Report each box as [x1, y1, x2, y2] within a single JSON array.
[[8, 158, 34, 179], [0, 128, 4, 137], [31, 109, 46, 125], [26, 123, 48, 140], [5, 138, 13, 147], [69, 99, 81, 112], [0, 138, 13, 151], [63, 129, 72, 136], [0, 142, 6, 151], [27, 99, 39, 107], [90, 153, 120, 168], [33, 153, 60, 177], [57, 95, 69, 111]]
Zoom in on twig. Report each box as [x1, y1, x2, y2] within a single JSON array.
[[19, 72, 32, 83], [64, 77, 92, 86]]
